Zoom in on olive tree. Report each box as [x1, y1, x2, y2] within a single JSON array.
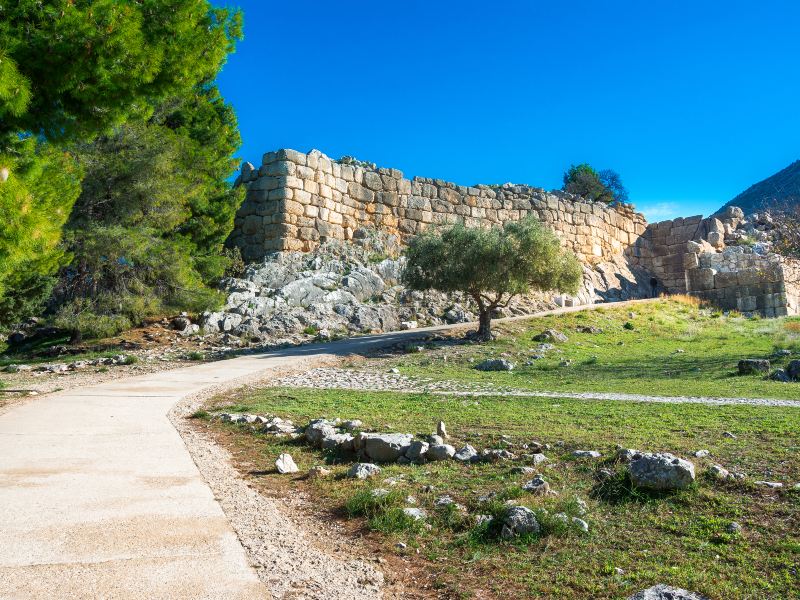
[[402, 217, 583, 340]]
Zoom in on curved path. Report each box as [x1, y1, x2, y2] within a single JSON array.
[[0, 300, 652, 599]]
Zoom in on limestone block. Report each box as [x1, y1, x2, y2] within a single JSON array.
[[242, 215, 263, 235], [266, 160, 296, 177], [277, 175, 303, 190], [341, 165, 355, 182], [268, 188, 293, 201], [276, 149, 306, 165], [398, 178, 412, 195], [262, 151, 277, 165], [364, 171, 383, 191], [319, 184, 332, 199], [381, 174, 397, 191], [332, 163, 341, 178], [687, 268, 715, 291], [318, 156, 333, 174], [683, 252, 700, 269], [335, 178, 348, 194], [303, 179, 319, 195], [348, 182, 374, 203]]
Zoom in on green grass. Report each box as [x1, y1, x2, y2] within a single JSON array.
[[383, 298, 800, 400], [207, 385, 800, 599]]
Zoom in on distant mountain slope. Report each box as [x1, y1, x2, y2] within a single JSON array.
[[714, 160, 800, 216]]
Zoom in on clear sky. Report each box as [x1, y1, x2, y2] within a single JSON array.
[[214, 0, 800, 221]]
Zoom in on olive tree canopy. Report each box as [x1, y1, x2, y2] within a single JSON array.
[[402, 217, 583, 339]]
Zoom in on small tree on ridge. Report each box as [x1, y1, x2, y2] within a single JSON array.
[[402, 217, 583, 340]]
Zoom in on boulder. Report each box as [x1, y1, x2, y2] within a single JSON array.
[[475, 358, 515, 372], [708, 464, 731, 479], [275, 453, 299, 474], [307, 466, 331, 479], [629, 452, 696, 490], [402, 507, 426, 521], [405, 440, 429, 461], [453, 445, 478, 462], [573, 450, 601, 458], [786, 359, 800, 380], [627, 584, 711, 600], [321, 432, 355, 452], [500, 506, 540, 539], [532, 329, 568, 343], [770, 369, 791, 382], [738, 359, 770, 375], [356, 432, 414, 462], [347, 463, 381, 479], [427, 444, 456, 461], [522, 476, 550, 495], [480, 448, 515, 462], [305, 419, 338, 447]]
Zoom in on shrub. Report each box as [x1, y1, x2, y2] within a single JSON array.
[[53, 301, 131, 342], [187, 351, 205, 361]]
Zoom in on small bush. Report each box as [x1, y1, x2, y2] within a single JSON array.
[[54, 302, 131, 341], [122, 355, 138, 365], [187, 351, 205, 361], [302, 325, 319, 336], [623, 321, 635, 330]]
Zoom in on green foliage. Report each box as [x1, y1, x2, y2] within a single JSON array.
[[403, 217, 582, 337], [57, 84, 241, 332], [53, 299, 131, 341], [0, 1, 242, 139], [563, 164, 629, 204], [0, 137, 82, 322], [0, 1, 243, 327]]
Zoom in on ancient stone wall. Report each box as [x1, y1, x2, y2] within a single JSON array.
[[229, 148, 648, 264]]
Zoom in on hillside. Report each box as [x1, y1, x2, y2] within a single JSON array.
[[715, 159, 800, 215]]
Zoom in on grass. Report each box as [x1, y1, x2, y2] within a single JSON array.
[[205, 385, 800, 599], [381, 298, 800, 400]]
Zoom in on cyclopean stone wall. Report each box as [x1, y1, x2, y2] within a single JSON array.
[[228, 148, 800, 317], [634, 207, 800, 316], [228, 148, 648, 265]]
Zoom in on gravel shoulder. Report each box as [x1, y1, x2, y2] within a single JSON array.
[[270, 367, 800, 408], [169, 362, 385, 599]]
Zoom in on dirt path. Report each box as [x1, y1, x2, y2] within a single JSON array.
[[0, 299, 655, 599]]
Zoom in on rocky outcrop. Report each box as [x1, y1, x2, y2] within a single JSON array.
[[204, 232, 650, 343]]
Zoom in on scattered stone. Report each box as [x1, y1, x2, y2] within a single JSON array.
[[708, 464, 732, 479], [511, 466, 537, 476], [726, 521, 742, 534], [754, 480, 783, 489], [775, 349, 792, 357], [400, 321, 418, 330], [573, 450, 601, 458], [395, 542, 407, 550], [480, 448, 515, 462], [427, 434, 444, 445], [356, 432, 414, 462], [401, 441, 426, 462], [627, 584, 711, 600], [500, 506, 540, 539], [629, 452, 696, 490], [614, 567, 625, 575], [475, 358, 515, 372], [475, 514, 493, 527], [576, 325, 602, 334], [616, 447, 638, 463], [572, 517, 589, 532], [427, 444, 456, 461], [722, 431, 737, 439], [307, 466, 331, 479], [770, 369, 791, 382], [533, 329, 568, 343], [340, 419, 363, 431], [347, 463, 381, 479], [522, 476, 550, 495], [275, 453, 299, 474], [370, 488, 390, 498], [436, 420, 449, 439], [787, 359, 800, 380], [305, 419, 338, 446], [738, 359, 770, 375], [321, 432, 355, 452], [402, 507, 426, 521], [453, 445, 478, 462], [693, 449, 710, 458]]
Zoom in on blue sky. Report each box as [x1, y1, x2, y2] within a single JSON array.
[[215, 1, 800, 221]]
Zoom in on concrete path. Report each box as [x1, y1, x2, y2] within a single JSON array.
[[0, 299, 652, 599]]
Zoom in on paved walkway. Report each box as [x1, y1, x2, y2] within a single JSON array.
[[0, 299, 653, 599]]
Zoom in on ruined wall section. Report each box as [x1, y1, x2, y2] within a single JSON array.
[[229, 148, 648, 264]]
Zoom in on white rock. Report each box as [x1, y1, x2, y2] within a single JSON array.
[[629, 452, 696, 490], [275, 453, 298, 474], [347, 463, 381, 479]]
